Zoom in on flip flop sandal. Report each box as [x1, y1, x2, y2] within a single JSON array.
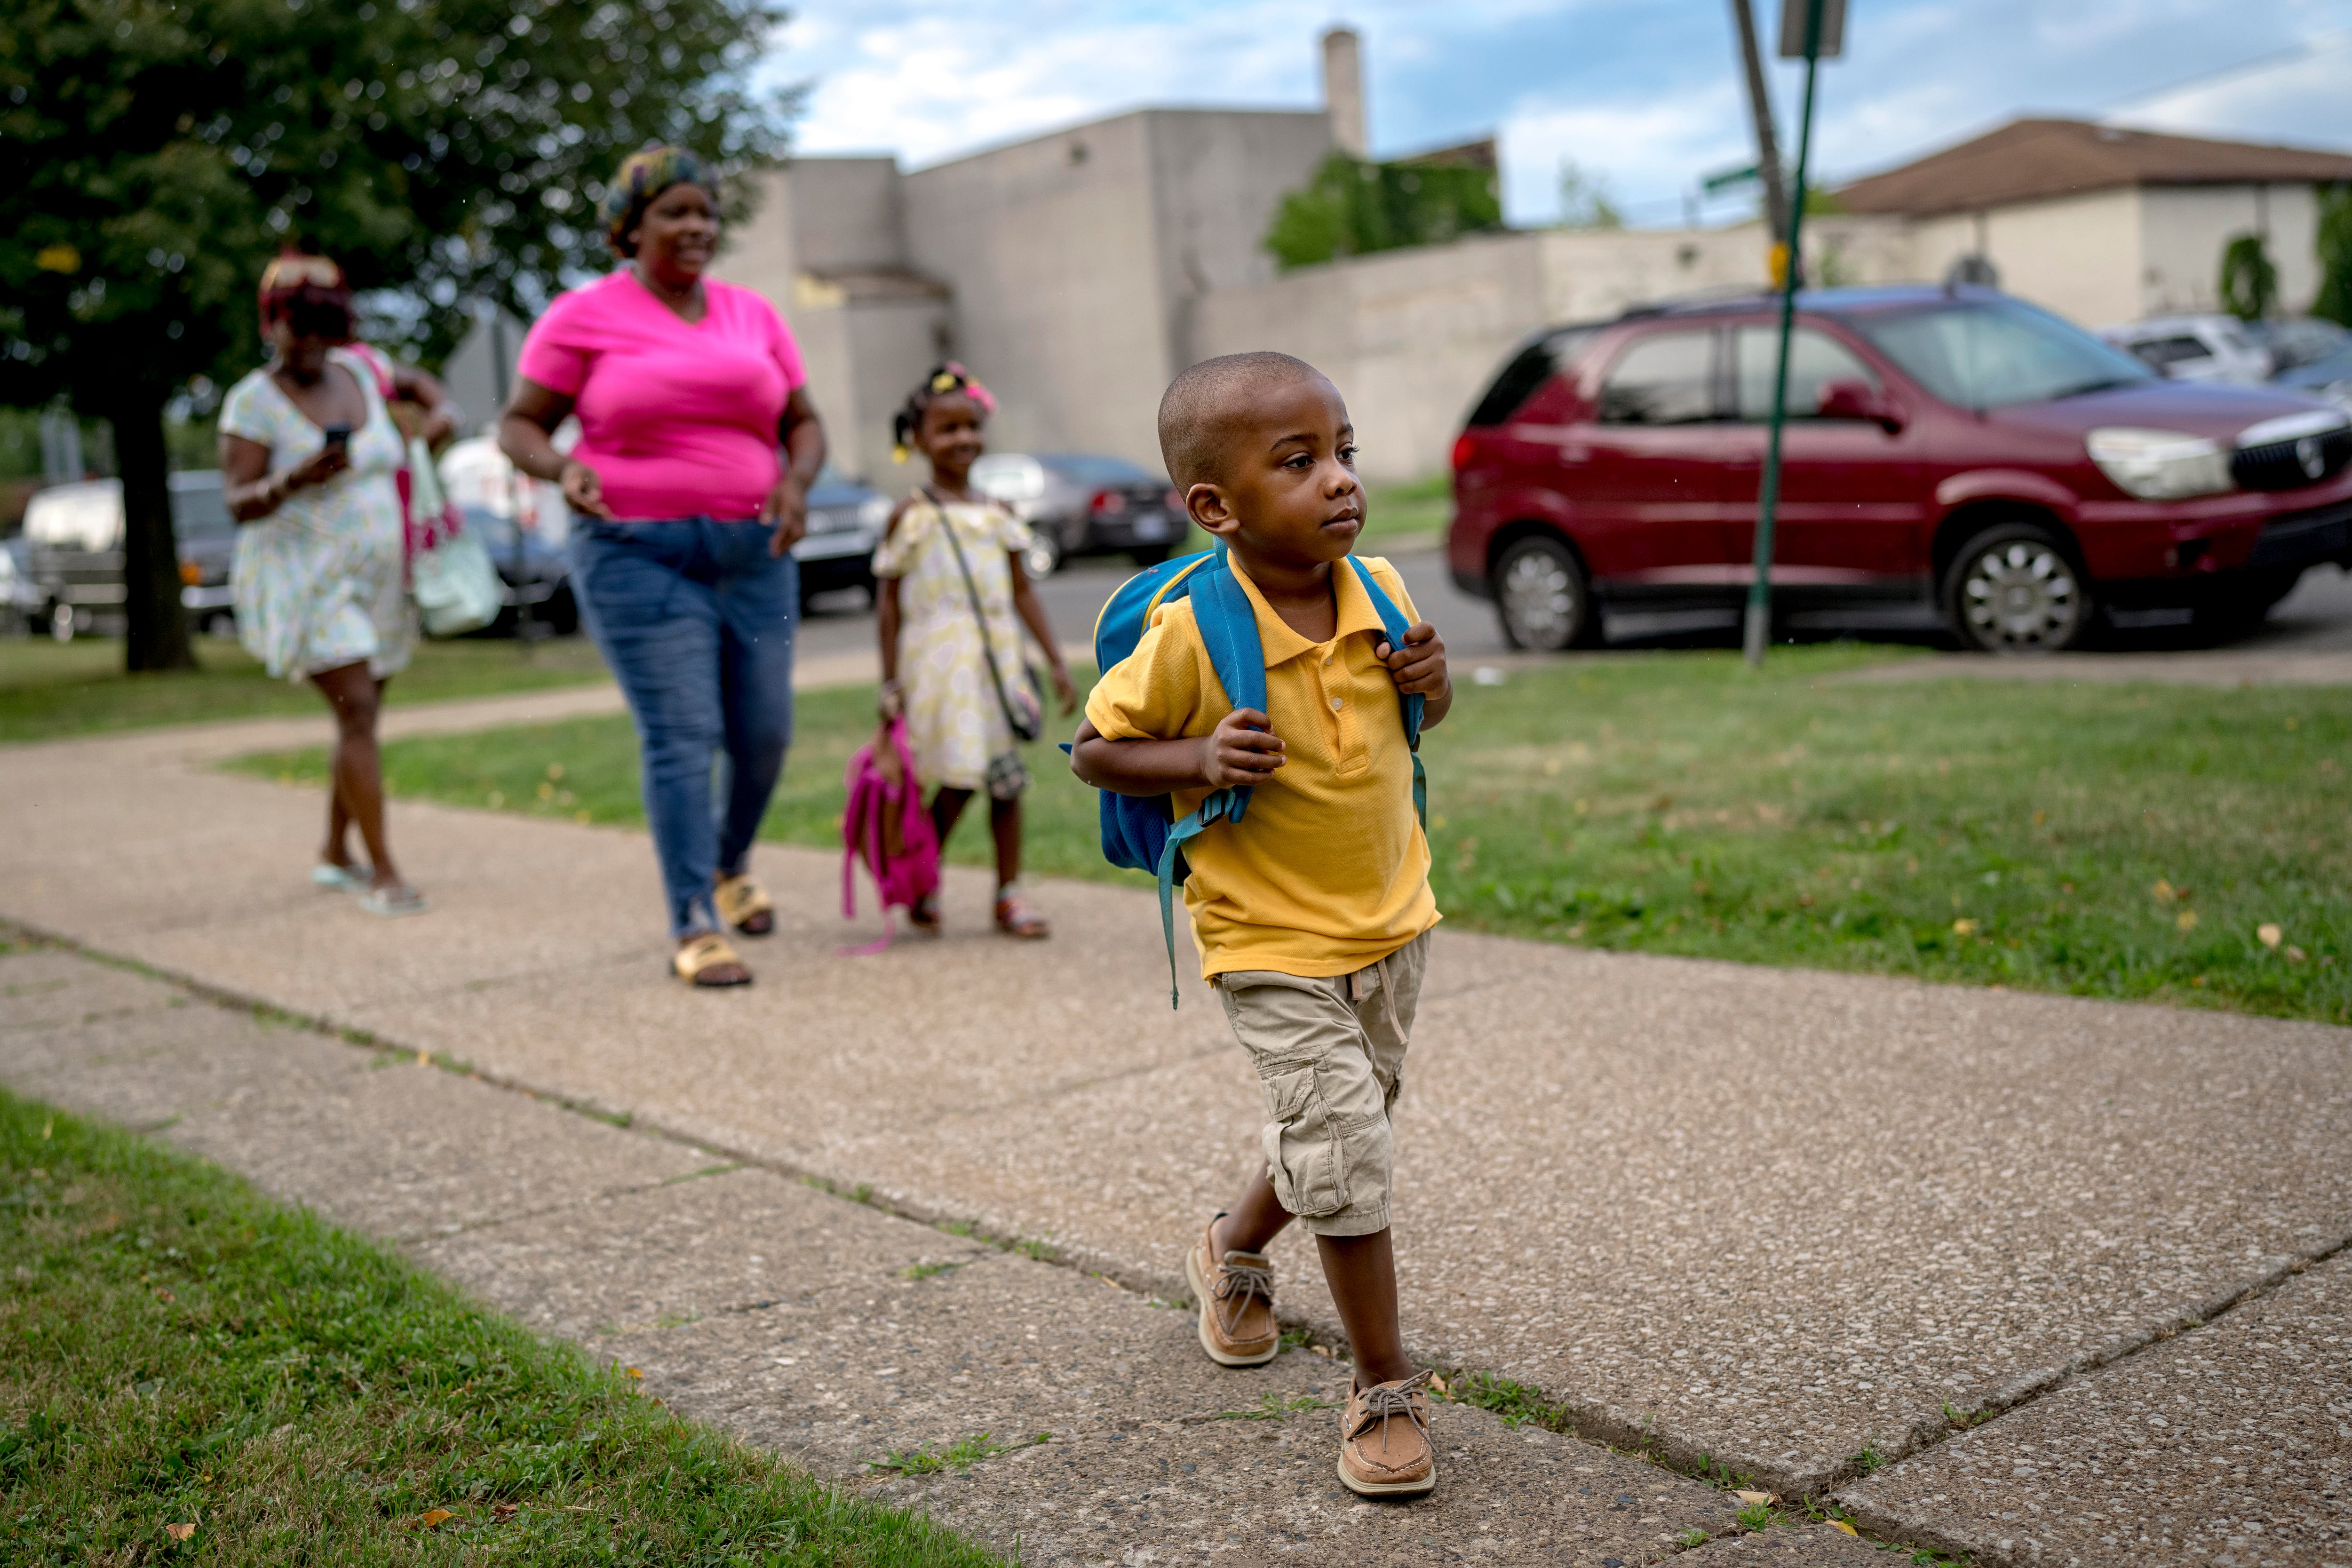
[[673, 933, 752, 987], [714, 873, 775, 936], [358, 884, 429, 918], [313, 861, 373, 892], [994, 891, 1050, 940]]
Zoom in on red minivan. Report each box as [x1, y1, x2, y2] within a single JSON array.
[[1446, 286, 2352, 653]]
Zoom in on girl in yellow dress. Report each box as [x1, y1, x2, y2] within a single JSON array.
[[873, 364, 1077, 938]]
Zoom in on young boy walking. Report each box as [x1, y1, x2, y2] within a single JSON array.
[[1071, 351, 1452, 1497]]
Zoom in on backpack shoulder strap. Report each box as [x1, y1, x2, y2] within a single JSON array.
[[1347, 556, 1422, 748], [1346, 556, 1428, 830], [1189, 553, 1269, 728], [1150, 548, 1271, 1009]]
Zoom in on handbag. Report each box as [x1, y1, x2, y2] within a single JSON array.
[[928, 486, 1046, 743], [407, 437, 503, 637], [840, 714, 942, 955]]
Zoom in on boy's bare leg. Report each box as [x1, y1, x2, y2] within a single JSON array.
[[1315, 1229, 1415, 1386], [1212, 1172, 1414, 1386], [1210, 1168, 1292, 1258]]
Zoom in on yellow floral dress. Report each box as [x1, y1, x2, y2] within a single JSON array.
[[872, 491, 1036, 792]]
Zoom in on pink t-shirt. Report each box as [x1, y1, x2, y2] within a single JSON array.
[[516, 271, 807, 521]]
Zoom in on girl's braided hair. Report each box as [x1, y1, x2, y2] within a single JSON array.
[[891, 361, 997, 463]]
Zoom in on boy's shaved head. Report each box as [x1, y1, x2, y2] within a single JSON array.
[[1158, 351, 1325, 490]]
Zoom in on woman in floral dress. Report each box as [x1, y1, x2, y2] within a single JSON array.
[[219, 252, 453, 916], [874, 364, 1075, 937]]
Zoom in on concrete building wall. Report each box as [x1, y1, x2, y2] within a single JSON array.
[[1891, 188, 2146, 327], [898, 115, 1172, 465], [1142, 110, 1338, 373], [2138, 183, 2322, 317], [1198, 231, 1544, 481], [712, 167, 801, 312]]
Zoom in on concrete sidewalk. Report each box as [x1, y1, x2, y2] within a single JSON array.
[[3, 699, 2350, 1564]]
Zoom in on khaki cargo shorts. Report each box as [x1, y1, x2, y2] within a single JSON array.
[[1212, 931, 1430, 1238]]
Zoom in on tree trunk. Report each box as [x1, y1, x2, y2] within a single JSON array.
[[111, 388, 198, 673]]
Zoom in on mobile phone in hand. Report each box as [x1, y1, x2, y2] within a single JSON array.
[[322, 424, 352, 450]]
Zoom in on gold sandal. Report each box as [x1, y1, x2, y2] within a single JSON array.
[[672, 933, 751, 987], [714, 874, 775, 936]]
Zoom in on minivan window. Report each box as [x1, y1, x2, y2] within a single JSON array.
[[1596, 331, 1716, 425], [1851, 297, 2151, 408], [1732, 327, 1876, 421], [1466, 326, 1601, 426]]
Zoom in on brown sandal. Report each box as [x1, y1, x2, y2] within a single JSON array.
[[907, 891, 942, 936], [672, 933, 751, 987], [714, 874, 775, 936], [994, 890, 1050, 940]]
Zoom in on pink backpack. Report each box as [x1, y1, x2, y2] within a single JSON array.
[[840, 716, 940, 954]]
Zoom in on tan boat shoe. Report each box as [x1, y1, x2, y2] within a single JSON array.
[[714, 873, 775, 936], [1336, 1370, 1436, 1497], [1183, 1214, 1279, 1367]]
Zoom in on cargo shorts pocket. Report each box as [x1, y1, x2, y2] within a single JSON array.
[[1257, 1062, 1344, 1218], [1255, 1054, 1393, 1221]]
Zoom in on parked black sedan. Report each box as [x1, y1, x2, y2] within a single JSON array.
[[970, 453, 1186, 576]]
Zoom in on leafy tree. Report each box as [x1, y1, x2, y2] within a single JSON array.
[[1264, 152, 1504, 272], [2218, 232, 2279, 321], [2313, 186, 2352, 328], [0, 0, 794, 671], [1557, 160, 1623, 231]]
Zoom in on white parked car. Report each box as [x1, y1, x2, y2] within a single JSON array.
[[2100, 315, 2274, 385]]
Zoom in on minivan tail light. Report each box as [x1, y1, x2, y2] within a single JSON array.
[[1451, 434, 1474, 473]]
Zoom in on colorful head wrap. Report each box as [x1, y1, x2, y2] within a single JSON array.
[[256, 250, 352, 340], [891, 362, 996, 462], [601, 145, 709, 255]]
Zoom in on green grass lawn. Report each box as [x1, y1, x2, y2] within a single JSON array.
[[230, 646, 2351, 1024], [1360, 475, 1451, 551], [0, 636, 611, 746], [0, 1085, 1001, 1566]]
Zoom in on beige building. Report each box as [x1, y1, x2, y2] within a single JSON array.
[[713, 32, 1364, 479], [1835, 118, 2352, 329]]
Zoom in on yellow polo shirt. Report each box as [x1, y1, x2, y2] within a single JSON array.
[[1085, 555, 1438, 980]]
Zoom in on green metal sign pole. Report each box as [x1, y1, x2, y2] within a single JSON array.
[[1741, 0, 1827, 668]]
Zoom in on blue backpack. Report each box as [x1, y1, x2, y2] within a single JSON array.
[[1073, 543, 1426, 1007]]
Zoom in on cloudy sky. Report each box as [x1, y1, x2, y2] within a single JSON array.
[[762, 0, 2352, 228]]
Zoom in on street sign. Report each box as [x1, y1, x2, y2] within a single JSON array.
[[1777, 0, 1844, 57], [1700, 162, 1761, 195]]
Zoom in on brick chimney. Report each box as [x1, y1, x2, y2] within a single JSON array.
[[1321, 26, 1367, 159]]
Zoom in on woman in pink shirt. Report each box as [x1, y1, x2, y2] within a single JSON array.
[[500, 146, 826, 987]]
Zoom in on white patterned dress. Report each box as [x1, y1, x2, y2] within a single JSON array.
[[219, 348, 415, 682], [872, 492, 1037, 792]]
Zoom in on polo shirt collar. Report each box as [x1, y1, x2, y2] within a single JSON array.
[[1228, 557, 1385, 667]]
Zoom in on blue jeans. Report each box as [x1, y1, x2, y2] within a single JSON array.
[[571, 518, 798, 939]]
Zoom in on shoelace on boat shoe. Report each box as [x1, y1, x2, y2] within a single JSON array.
[[1346, 1369, 1432, 1441], [1210, 1258, 1274, 1338]]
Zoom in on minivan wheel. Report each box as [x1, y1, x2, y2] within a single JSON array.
[[1943, 523, 2090, 654], [1494, 535, 1598, 651]]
